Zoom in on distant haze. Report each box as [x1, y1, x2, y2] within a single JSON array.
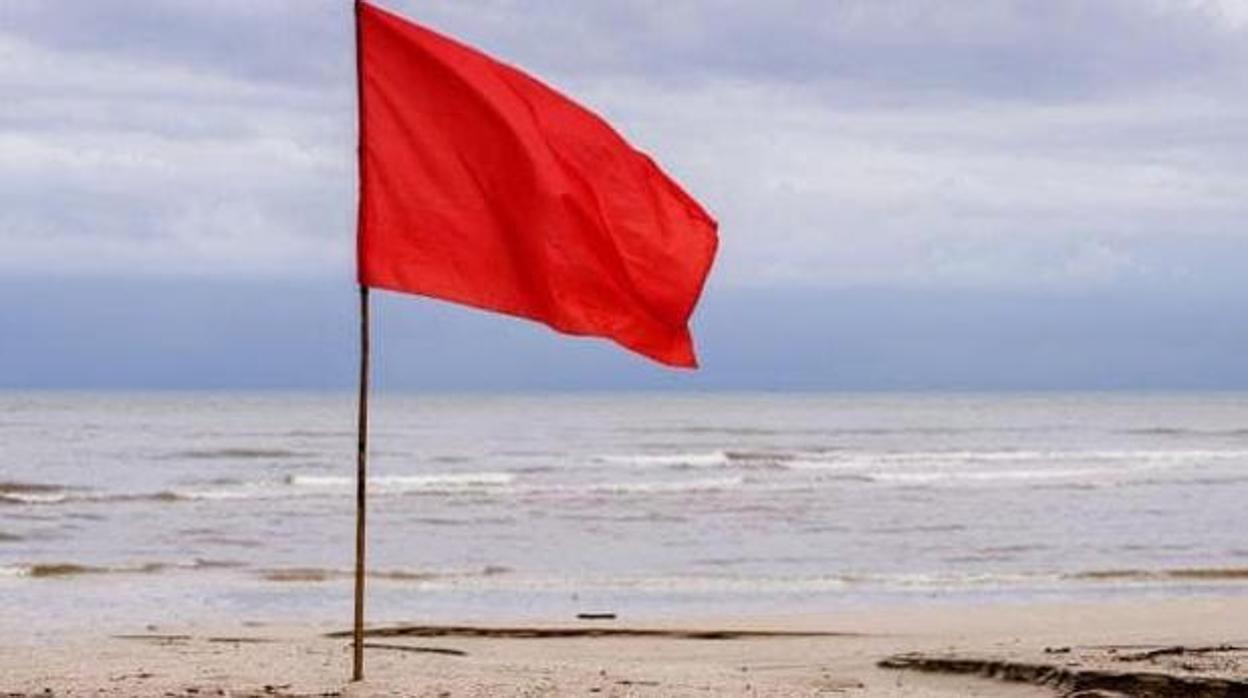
[[3, 1, 1248, 389], [3, 277, 1248, 391]]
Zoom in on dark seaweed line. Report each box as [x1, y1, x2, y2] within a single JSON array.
[[327, 624, 858, 640], [880, 652, 1248, 697]]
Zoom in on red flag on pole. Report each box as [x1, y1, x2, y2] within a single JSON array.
[[355, 1, 718, 368]]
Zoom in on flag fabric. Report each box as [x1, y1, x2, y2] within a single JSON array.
[[355, 1, 718, 368]]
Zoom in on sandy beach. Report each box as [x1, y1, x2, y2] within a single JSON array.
[[2, 595, 1245, 696]]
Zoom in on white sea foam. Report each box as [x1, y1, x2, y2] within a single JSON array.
[[870, 467, 1112, 485], [830, 449, 1248, 465], [348, 570, 1079, 594], [163, 472, 518, 502], [286, 472, 515, 491], [17, 472, 740, 505], [594, 448, 1248, 475], [594, 452, 731, 468], [170, 487, 283, 502], [0, 492, 75, 504]]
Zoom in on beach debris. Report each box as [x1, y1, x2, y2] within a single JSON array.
[[112, 634, 193, 644], [328, 624, 855, 641], [879, 651, 1248, 697], [23, 561, 167, 578], [109, 671, 155, 681], [26, 563, 107, 578], [615, 679, 661, 687], [206, 637, 273, 644], [361, 642, 467, 657], [258, 568, 340, 583], [1113, 644, 1245, 662]]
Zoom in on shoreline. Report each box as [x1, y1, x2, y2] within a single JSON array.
[[3, 595, 1246, 696]]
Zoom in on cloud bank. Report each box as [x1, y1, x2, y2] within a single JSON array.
[[3, 0, 1247, 290]]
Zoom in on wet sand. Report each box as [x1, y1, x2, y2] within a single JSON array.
[[2, 596, 1246, 696]]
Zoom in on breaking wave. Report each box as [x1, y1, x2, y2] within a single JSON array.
[[285, 472, 515, 491], [589, 447, 1248, 488]]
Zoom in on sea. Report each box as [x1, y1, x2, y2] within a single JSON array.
[[3, 392, 1248, 636]]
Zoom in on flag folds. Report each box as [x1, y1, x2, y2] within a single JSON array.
[[355, 1, 718, 368]]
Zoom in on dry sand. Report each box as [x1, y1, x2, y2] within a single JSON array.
[[2, 595, 1246, 696]]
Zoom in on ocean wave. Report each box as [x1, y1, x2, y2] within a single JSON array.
[[592, 447, 1248, 476], [1122, 427, 1248, 437], [828, 449, 1248, 466], [14, 444, 1238, 508], [286, 472, 515, 491], [726, 450, 799, 463], [841, 567, 1248, 589], [594, 452, 731, 468], [1, 492, 73, 505], [870, 467, 1110, 485], [0, 471, 747, 506], [557, 512, 689, 524], [166, 472, 517, 501], [167, 447, 307, 460], [618, 426, 813, 437], [3, 489, 192, 506], [575, 477, 745, 495], [282, 430, 354, 438], [594, 449, 818, 469], [591, 450, 1169, 486], [0, 558, 242, 579], [0, 480, 77, 505], [0, 566, 1084, 591], [1066, 567, 1248, 582], [257, 565, 511, 583], [8, 559, 1246, 593], [847, 571, 1056, 589], [784, 448, 1248, 486], [869, 523, 967, 535], [0, 472, 518, 506], [1127, 475, 1248, 488], [616, 425, 1031, 437], [448, 571, 1075, 593], [291, 570, 1046, 593], [0, 480, 66, 495]]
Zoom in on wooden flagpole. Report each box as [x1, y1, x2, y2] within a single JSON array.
[[353, 285, 370, 681], [352, 0, 370, 683]]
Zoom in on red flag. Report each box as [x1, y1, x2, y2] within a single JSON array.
[[355, 1, 718, 368]]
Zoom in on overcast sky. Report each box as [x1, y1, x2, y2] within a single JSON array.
[[3, 1, 1248, 389]]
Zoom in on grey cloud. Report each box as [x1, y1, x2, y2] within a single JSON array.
[[8, 1, 1247, 98], [402, 0, 1248, 102], [2, 1, 1248, 289], [1, 1, 348, 86]]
